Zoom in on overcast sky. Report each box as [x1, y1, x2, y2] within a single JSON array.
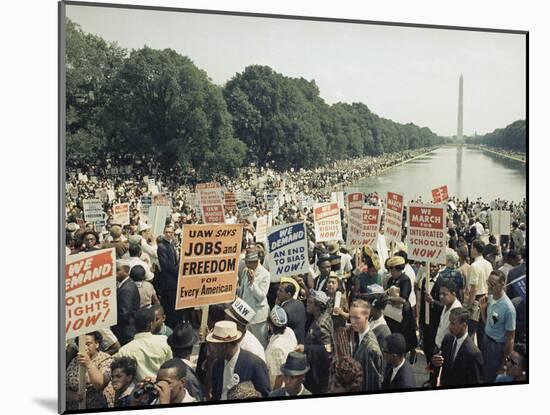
[[66, 4, 526, 137]]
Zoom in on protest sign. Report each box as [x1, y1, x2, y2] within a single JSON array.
[[406, 203, 447, 264], [489, 210, 511, 235], [65, 248, 117, 339], [106, 189, 116, 202], [201, 205, 225, 224], [197, 182, 225, 224], [255, 215, 268, 243], [346, 192, 364, 212], [83, 199, 104, 223], [265, 193, 277, 209], [224, 191, 237, 210], [149, 205, 172, 237], [508, 274, 526, 299], [384, 192, 404, 243], [140, 195, 152, 219], [236, 199, 252, 220], [314, 202, 343, 242], [152, 192, 172, 207], [143, 176, 149, 184], [95, 188, 108, 203], [266, 222, 309, 278], [272, 199, 280, 218], [176, 224, 243, 309], [347, 205, 381, 249], [149, 184, 159, 195], [431, 185, 449, 203], [112, 203, 130, 226]]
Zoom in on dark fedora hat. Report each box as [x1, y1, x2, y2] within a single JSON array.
[[280, 352, 310, 376], [167, 321, 198, 349]]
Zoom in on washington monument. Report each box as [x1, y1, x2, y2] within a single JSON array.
[[457, 74, 464, 143]]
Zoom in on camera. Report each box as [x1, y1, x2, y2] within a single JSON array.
[[132, 380, 159, 403]]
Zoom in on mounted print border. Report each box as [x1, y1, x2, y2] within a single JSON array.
[[59, 1, 528, 413]]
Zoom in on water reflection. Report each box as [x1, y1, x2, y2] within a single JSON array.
[[350, 146, 526, 202]]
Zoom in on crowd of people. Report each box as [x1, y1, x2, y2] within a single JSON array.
[[64, 149, 527, 409]]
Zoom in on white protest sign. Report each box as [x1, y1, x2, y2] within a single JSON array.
[[489, 210, 511, 235], [347, 205, 381, 249], [266, 222, 309, 278], [314, 202, 343, 242], [113, 203, 130, 226], [406, 203, 447, 264], [149, 205, 171, 237], [384, 192, 404, 243], [255, 215, 268, 243], [140, 195, 152, 220], [272, 199, 279, 218], [83, 199, 104, 223], [236, 199, 252, 220], [65, 248, 117, 339]]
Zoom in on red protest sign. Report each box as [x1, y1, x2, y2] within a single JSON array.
[[431, 185, 449, 203], [384, 192, 404, 243], [346, 192, 364, 211], [314, 202, 343, 242], [112, 202, 130, 226], [406, 203, 447, 264], [197, 182, 225, 224], [65, 248, 117, 339], [224, 191, 237, 210]]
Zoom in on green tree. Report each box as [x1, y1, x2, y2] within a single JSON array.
[[65, 18, 126, 156], [105, 47, 246, 177]]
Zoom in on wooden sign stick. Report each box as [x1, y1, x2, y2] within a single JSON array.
[[425, 261, 431, 325], [78, 334, 87, 410], [199, 305, 209, 342]]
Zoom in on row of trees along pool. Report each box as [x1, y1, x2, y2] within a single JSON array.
[[66, 19, 451, 179]]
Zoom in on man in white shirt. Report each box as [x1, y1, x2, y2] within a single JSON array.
[[466, 240, 493, 350], [435, 280, 462, 348]]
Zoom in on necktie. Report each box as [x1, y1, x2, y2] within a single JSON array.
[[450, 338, 458, 362]]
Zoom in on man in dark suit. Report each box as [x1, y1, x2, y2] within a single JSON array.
[[349, 299, 383, 392], [168, 322, 203, 401], [431, 307, 484, 387], [277, 282, 307, 344], [207, 321, 271, 400], [112, 260, 140, 346], [157, 224, 180, 328], [382, 333, 416, 390]]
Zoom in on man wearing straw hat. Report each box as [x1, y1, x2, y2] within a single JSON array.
[[208, 321, 271, 400]]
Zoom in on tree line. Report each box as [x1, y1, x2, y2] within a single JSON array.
[[66, 19, 447, 178], [465, 120, 526, 153]]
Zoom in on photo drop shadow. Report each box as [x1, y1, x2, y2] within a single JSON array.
[[34, 398, 57, 413]]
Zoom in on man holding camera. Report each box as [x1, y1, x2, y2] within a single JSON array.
[[133, 359, 196, 405]]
